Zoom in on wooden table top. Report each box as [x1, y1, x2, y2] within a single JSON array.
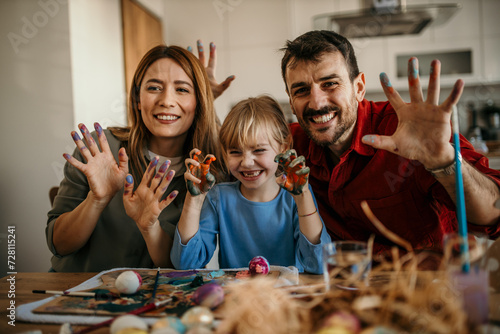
[[0, 271, 322, 334], [1, 272, 498, 334]]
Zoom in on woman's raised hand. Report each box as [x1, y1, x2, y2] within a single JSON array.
[[123, 157, 179, 232], [63, 122, 129, 206]]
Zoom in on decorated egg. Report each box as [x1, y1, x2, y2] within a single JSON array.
[[321, 311, 361, 333], [248, 256, 270, 275], [360, 326, 398, 334], [150, 327, 182, 334], [115, 270, 142, 294], [152, 316, 186, 334], [192, 283, 224, 309], [180, 306, 214, 329], [115, 329, 149, 334], [110, 314, 148, 334], [316, 327, 353, 334], [185, 326, 214, 334]]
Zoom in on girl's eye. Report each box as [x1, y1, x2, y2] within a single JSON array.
[[177, 87, 190, 93], [254, 148, 266, 153], [229, 150, 241, 155], [147, 86, 161, 91]]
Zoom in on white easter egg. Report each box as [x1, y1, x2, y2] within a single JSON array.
[[180, 306, 214, 329], [115, 270, 142, 294], [110, 314, 148, 334]]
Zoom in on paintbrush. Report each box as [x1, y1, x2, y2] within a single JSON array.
[[451, 105, 470, 273], [151, 267, 161, 301], [72, 297, 172, 334], [32, 290, 118, 300]]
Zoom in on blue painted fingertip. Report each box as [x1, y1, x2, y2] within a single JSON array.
[[94, 122, 103, 136], [187, 46, 192, 52], [126, 175, 133, 184], [72, 132, 80, 141], [63, 153, 71, 160], [380, 72, 391, 87], [362, 135, 376, 144]]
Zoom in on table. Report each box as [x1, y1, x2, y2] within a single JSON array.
[[1, 272, 498, 334], [0, 272, 321, 334]]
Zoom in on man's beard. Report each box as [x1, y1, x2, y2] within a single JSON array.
[[298, 98, 357, 147]]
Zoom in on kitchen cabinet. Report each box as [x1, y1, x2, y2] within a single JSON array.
[[348, 0, 500, 92]]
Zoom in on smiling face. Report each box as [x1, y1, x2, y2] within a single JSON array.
[[138, 58, 197, 156], [226, 131, 284, 201], [285, 51, 365, 152]]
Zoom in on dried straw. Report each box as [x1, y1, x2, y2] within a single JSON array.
[[214, 202, 479, 333]]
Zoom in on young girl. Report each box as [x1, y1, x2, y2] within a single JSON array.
[[171, 95, 331, 273]]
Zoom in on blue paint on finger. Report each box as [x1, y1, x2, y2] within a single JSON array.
[[126, 175, 133, 184], [63, 153, 71, 160], [94, 123, 103, 136], [72, 132, 80, 141]]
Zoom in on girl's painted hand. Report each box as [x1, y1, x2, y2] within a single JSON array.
[[123, 158, 179, 232], [185, 148, 216, 196], [63, 122, 129, 205], [275, 149, 310, 195]]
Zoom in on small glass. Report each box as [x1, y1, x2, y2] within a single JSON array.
[[443, 232, 489, 325], [322, 241, 371, 291]]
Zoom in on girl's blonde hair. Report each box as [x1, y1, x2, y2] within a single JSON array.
[[219, 95, 292, 166], [109, 45, 225, 182]]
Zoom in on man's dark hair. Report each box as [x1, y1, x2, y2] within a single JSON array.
[[280, 30, 360, 90]]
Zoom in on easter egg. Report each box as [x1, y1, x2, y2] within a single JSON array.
[[180, 306, 214, 329], [152, 316, 186, 334], [360, 326, 398, 334], [248, 256, 270, 275], [316, 327, 352, 334], [150, 327, 181, 334], [321, 311, 361, 333], [115, 270, 142, 294], [192, 283, 224, 309], [185, 326, 213, 334], [115, 329, 149, 334], [110, 314, 148, 334]]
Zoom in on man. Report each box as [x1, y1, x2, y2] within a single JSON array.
[[281, 30, 500, 254]]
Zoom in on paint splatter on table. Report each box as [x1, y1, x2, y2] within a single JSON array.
[[33, 268, 280, 318]]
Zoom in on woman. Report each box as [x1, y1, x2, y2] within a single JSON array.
[[47, 42, 230, 272]]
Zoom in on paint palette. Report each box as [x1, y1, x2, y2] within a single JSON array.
[[33, 268, 280, 318]]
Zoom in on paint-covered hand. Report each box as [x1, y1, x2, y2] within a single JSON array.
[[63, 122, 129, 206], [361, 57, 462, 170], [275, 149, 310, 195], [188, 40, 235, 99], [123, 158, 179, 232], [185, 149, 217, 196]]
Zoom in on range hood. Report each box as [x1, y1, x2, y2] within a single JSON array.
[[313, 0, 461, 38]]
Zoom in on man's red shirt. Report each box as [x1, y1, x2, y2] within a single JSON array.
[[291, 99, 500, 254]]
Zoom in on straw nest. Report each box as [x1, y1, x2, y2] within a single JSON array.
[[214, 202, 479, 334]]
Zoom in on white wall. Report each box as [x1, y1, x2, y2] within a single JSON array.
[[0, 0, 129, 274], [163, 0, 292, 120], [0, 0, 73, 274], [69, 0, 127, 130]]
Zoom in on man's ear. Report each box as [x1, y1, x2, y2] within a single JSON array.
[[354, 72, 366, 102]]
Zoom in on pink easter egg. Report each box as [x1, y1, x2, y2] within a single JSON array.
[[248, 256, 270, 276], [192, 283, 224, 309]]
